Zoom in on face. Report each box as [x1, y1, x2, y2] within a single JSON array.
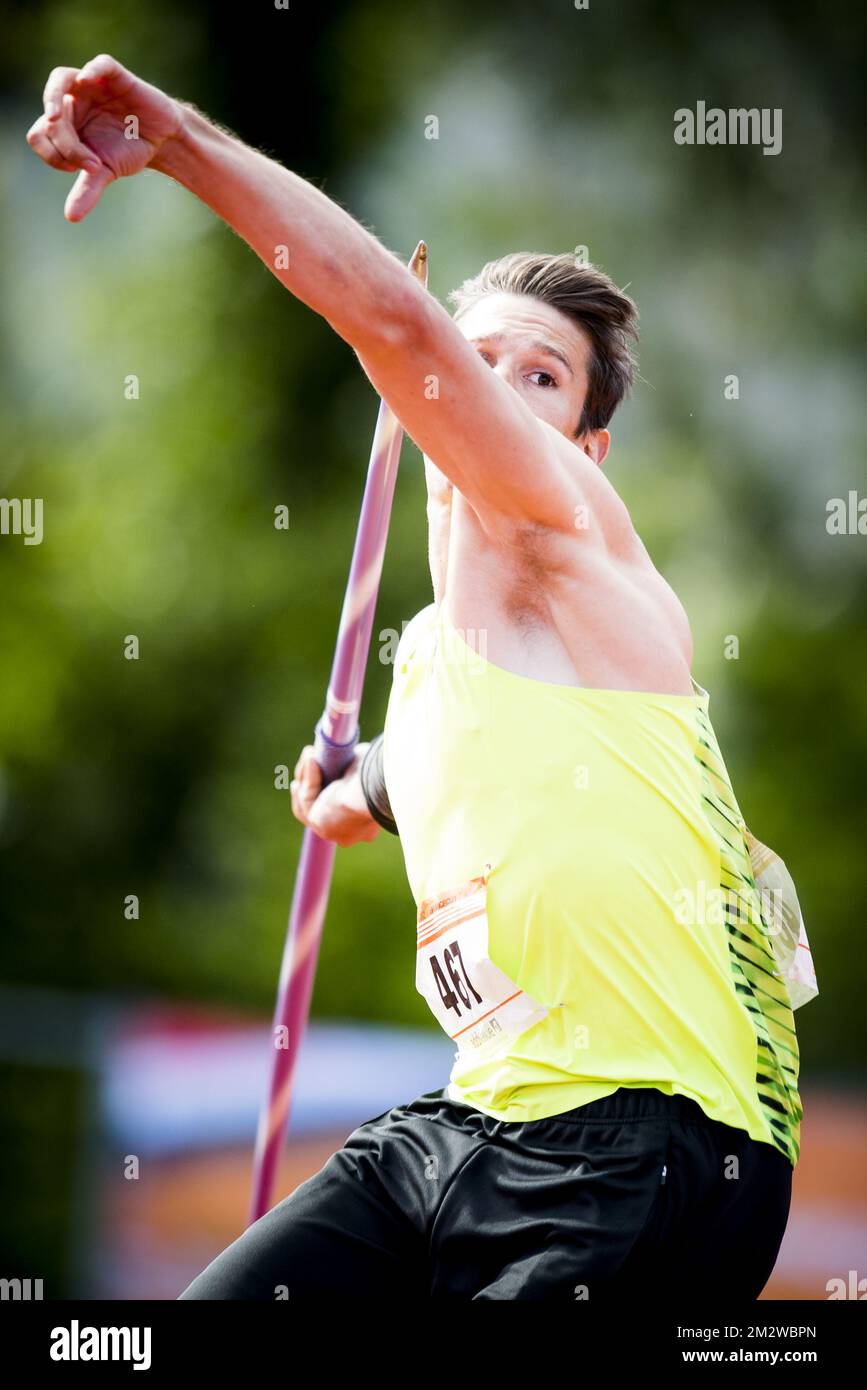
[[454, 291, 610, 465]]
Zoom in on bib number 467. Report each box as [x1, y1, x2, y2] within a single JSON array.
[[429, 941, 483, 1018], [415, 867, 549, 1052]]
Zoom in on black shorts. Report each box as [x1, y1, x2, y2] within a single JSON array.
[[178, 1084, 793, 1301]]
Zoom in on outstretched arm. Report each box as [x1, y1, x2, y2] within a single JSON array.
[[27, 55, 421, 352], [27, 54, 595, 533]]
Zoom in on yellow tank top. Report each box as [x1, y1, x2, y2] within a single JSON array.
[[382, 602, 802, 1165]]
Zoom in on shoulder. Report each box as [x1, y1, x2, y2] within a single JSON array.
[[531, 418, 637, 552]]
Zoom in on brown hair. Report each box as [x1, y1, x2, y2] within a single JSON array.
[[447, 252, 639, 437]]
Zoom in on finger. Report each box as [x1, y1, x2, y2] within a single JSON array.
[[290, 780, 306, 825], [43, 65, 80, 118], [63, 163, 114, 222], [73, 52, 130, 96], [46, 94, 103, 172], [297, 762, 322, 816], [293, 745, 315, 780], [26, 119, 77, 171], [307, 798, 340, 844], [293, 750, 322, 807], [45, 127, 79, 172]]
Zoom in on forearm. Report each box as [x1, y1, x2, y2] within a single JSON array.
[[156, 103, 418, 348], [156, 108, 404, 832]]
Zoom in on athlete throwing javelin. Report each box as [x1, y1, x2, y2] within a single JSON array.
[[28, 54, 803, 1301]]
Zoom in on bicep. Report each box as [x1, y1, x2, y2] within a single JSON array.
[[352, 292, 586, 533]]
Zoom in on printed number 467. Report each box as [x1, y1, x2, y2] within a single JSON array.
[[429, 941, 483, 1017]]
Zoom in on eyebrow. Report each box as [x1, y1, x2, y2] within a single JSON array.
[[468, 332, 575, 377]]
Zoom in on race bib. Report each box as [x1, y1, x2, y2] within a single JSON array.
[[415, 862, 549, 1056]]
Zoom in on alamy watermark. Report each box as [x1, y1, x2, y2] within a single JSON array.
[[49, 1320, 151, 1370], [674, 102, 782, 156], [0, 497, 43, 545], [674, 880, 784, 936], [1, 1276, 43, 1299], [379, 620, 488, 671]]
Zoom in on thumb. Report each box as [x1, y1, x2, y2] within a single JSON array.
[[64, 163, 113, 222]]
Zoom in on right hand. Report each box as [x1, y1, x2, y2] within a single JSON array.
[[290, 743, 381, 848], [26, 53, 184, 223]]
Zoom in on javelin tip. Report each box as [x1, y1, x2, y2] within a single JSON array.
[[410, 240, 429, 285]]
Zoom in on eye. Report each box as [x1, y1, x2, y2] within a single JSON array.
[[477, 349, 495, 366], [527, 370, 558, 388]]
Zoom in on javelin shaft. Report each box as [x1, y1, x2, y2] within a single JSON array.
[[247, 241, 428, 1224]]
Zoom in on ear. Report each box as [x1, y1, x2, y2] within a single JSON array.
[[579, 429, 611, 468]]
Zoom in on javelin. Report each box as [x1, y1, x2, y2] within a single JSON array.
[[247, 239, 429, 1223]]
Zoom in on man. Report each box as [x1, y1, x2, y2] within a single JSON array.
[[28, 54, 801, 1301]]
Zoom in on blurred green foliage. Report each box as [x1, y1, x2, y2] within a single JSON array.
[[1, 0, 865, 1079]]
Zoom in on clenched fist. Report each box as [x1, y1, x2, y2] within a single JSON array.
[[26, 53, 184, 222], [290, 743, 381, 848]]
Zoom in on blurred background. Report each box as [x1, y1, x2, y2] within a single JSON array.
[[0, 0, 865, 1299]]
